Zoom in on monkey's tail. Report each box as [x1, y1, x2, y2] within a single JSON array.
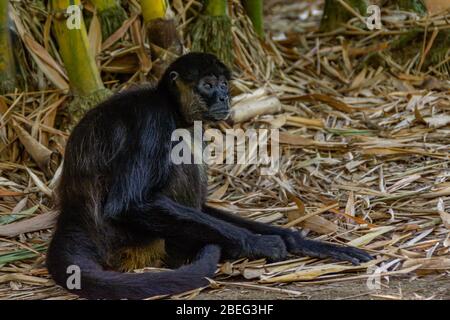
[[47, 230, 221, 300]]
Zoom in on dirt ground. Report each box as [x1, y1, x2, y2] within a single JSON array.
[[2, 272, 448, 300], [196, 275, 450, 300]]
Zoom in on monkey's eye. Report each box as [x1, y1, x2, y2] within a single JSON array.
[[220, 81, 228, 89], [203, 83, 213, 90]]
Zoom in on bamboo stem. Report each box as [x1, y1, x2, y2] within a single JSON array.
[[320, 0, 368, 32], [242, 0, 264, 38], [398, 0, 427, 14], [90, 0, 128, 39], [51, 0, 109, 123], [91, 0, 118, 11], [191, 0, 232, 65], [140, 0, 182, 58], [204, 0, 227, 17], [141, 0, 167, 23], [0, 2, 16, 93]]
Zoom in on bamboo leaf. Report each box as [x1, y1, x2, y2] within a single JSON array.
[[348, 226, 395, 247], [0, 204, 38, 225]]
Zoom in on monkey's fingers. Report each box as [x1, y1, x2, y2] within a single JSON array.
[[288, 237, 373, 265], [246, 234, 288, 262]]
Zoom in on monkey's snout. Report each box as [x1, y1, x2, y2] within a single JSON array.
[[211, 111, 230, 120], [208, 103, 231, 120]]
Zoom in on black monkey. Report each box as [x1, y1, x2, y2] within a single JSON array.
[[47, 53, 372, 300]]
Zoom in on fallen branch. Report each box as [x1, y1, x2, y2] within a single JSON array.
[[231, 89, 282, 123]]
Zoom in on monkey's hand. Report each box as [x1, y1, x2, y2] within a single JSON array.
[[240, 234, 287, 262], [283, 232, 372, 265]]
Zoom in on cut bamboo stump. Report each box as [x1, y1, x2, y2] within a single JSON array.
[[230, 88, 282, 123]]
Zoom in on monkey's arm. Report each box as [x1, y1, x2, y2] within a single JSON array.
[[116, 195, 287, 262], [203, 205, 288, 235], [101, 110, 176, 218], [202, 205, 372, 265]]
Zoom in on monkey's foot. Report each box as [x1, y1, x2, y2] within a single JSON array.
[[244, 234, 288, 262], [285, 234, 372, 265]]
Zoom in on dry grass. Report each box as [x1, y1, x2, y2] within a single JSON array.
[[0, 0, 449, 300]]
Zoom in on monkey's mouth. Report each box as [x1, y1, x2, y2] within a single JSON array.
[[204, 110, 230, 121], [206, 103, 231, 120], [211, 111, 230, 120]]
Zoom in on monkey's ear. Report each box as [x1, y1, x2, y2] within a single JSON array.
[[169, 71, 179, 81]]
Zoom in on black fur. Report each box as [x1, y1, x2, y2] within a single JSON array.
[[47, 53, 372, 300]]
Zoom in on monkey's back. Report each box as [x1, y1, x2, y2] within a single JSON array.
[[53, 86, 208, 271], [58, 87, 174, 211]]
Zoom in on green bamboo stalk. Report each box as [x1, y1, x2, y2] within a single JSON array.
[[51, 0, 110, 125], [141, 0, 167, 22], [90, 0, 128, 39], [390, 28, 450, 74], [0, 1, 16, 94], [320, 0, 368, 32], [204, 0, 227, 16], [191, 0, 233, 66], [398, 0, 427, 14], [140, 0, 182, 55], [242, 0, 264, 38]]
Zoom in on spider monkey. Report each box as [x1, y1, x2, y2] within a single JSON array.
[[47, 53, 372, 300]]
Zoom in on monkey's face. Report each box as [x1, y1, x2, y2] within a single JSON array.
[[161, 52, 232, 125], [196, 75, 230, 121]]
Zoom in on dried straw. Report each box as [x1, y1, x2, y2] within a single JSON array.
[[0, 0, 448, 300]]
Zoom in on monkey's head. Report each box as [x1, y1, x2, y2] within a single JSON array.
[[160, 52, 231, 124]]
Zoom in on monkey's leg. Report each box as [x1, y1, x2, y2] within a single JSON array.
[[120, 195, 288, 262], [163, 238, 200, 268], [203, 205, 372, 265]]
